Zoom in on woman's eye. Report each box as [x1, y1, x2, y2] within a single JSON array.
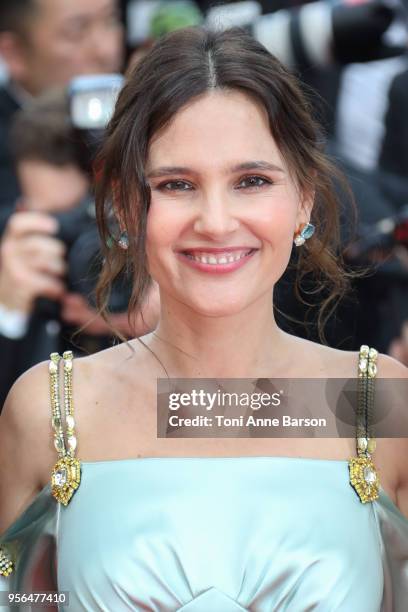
[[157, 180, 192, 192], [237, 176, 271, 189], [155, 176, 271, 192]]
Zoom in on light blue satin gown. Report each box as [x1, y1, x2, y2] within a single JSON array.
[[1, 347, 408, 611], [1, 456, 408, 611]]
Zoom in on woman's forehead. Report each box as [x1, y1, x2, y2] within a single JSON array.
[[146, 90, 284, 172]]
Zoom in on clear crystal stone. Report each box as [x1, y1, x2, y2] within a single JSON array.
[[54, 437, 65, 452], [368, 362, 377, 377], [66, 415, 75, 430], [52, 416, 62, 430], [357, 437, 368, 451], [49, 362, 58, 374], [67, 435, 77, 451], [359, 358, 368, 372], [54, 467, 67, 486], [368, 348, 378, 361], [363, 466, 377, 484]]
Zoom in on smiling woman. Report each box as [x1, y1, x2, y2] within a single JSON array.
[[0, 25, 407, 612], [96, 28, 348, 338]]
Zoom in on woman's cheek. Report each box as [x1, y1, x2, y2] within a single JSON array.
[[145, 205, 179, 281], [253, 208, 296, 250]]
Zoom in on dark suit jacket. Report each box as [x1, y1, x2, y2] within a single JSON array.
[[0, 84, 21, 232]]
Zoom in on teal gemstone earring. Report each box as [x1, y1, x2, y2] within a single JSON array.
[[118, 230, 129, 250], [105, 230, 129, 250], [294, 222, 315, 247]]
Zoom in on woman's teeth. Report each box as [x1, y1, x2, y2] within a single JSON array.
[[184, 250, 252, 264]]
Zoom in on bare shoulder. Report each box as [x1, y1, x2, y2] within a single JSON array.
[[55, 339, 159, 460], [67, 338, 154, 399], [289, 335, 408, 379], [375, 352, 408, 378], [0, 340, 151, 536], [302, 340, 407, 506], [285, 335, 368, 377]]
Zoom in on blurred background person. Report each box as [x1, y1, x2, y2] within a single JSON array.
[[0, 0, 124, 227], [0, 91, 159, 408]]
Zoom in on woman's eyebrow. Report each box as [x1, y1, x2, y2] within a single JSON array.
[[146, 160, 285, 178]]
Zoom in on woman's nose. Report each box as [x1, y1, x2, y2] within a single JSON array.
[[193, 198, 240, 238]]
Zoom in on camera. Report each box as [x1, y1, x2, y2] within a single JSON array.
[[39, 74, 132, 322]]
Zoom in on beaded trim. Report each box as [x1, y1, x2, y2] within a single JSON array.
[[50, 351, 81, 506], [348, 345, 380, 503], [0, 546, 14, 577], [0, 352, 82, 578]]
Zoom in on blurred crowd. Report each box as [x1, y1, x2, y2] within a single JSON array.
[[0, 0, 407, 408]]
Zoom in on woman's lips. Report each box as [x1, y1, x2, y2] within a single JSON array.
[[176, 248, 258, 274]]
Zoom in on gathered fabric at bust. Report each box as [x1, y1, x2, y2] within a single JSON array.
[[1, 455, 408, 611]]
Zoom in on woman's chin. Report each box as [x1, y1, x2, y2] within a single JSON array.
[[181, 296, 250, 318]]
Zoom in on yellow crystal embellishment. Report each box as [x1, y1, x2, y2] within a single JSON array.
[[349, 456, 380, 503], [0, 546, 14, 577], [51, 456, 81, 506], [367, 438, 377, 454]]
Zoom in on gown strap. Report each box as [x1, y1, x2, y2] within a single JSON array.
[[0, 352, 79, 579], [49, 351, 82, 506], [348, 344, 380, 503]]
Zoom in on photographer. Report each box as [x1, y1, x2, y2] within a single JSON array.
[[0, 91, 160, 408]]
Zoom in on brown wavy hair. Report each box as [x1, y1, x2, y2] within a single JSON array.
[[95, 26, 358, 344]]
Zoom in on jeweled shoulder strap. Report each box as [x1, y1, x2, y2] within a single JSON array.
[[0, 353, 82, 577], [49, 351, 81, 506], [348, 345, 380, 503]]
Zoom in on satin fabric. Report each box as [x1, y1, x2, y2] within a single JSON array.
[[1, 456, 407, 611]]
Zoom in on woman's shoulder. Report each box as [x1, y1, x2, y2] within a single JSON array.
[[287, 334, 407, 379], [1, 338, 143, 419], [0, 341, 147, 510], [293, 338, 407, 503]]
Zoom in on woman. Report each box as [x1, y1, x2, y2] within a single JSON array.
[[0, 26, 407, 611]]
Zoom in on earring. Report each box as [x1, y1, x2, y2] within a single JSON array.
[[118, 230, 129, 250], [294, 222, 315, 247]]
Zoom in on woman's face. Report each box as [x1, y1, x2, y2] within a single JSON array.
[[145, 90, 312, 317]]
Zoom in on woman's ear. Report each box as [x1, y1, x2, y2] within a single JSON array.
[[295, 187, 315, 231]]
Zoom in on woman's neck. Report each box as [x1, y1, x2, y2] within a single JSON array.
[[143, 294, 294, 378]]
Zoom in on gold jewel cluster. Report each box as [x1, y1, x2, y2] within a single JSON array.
[[50, 351, 81, 506], [0, 546, 14, 577], [348, 345, 380, 503]]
